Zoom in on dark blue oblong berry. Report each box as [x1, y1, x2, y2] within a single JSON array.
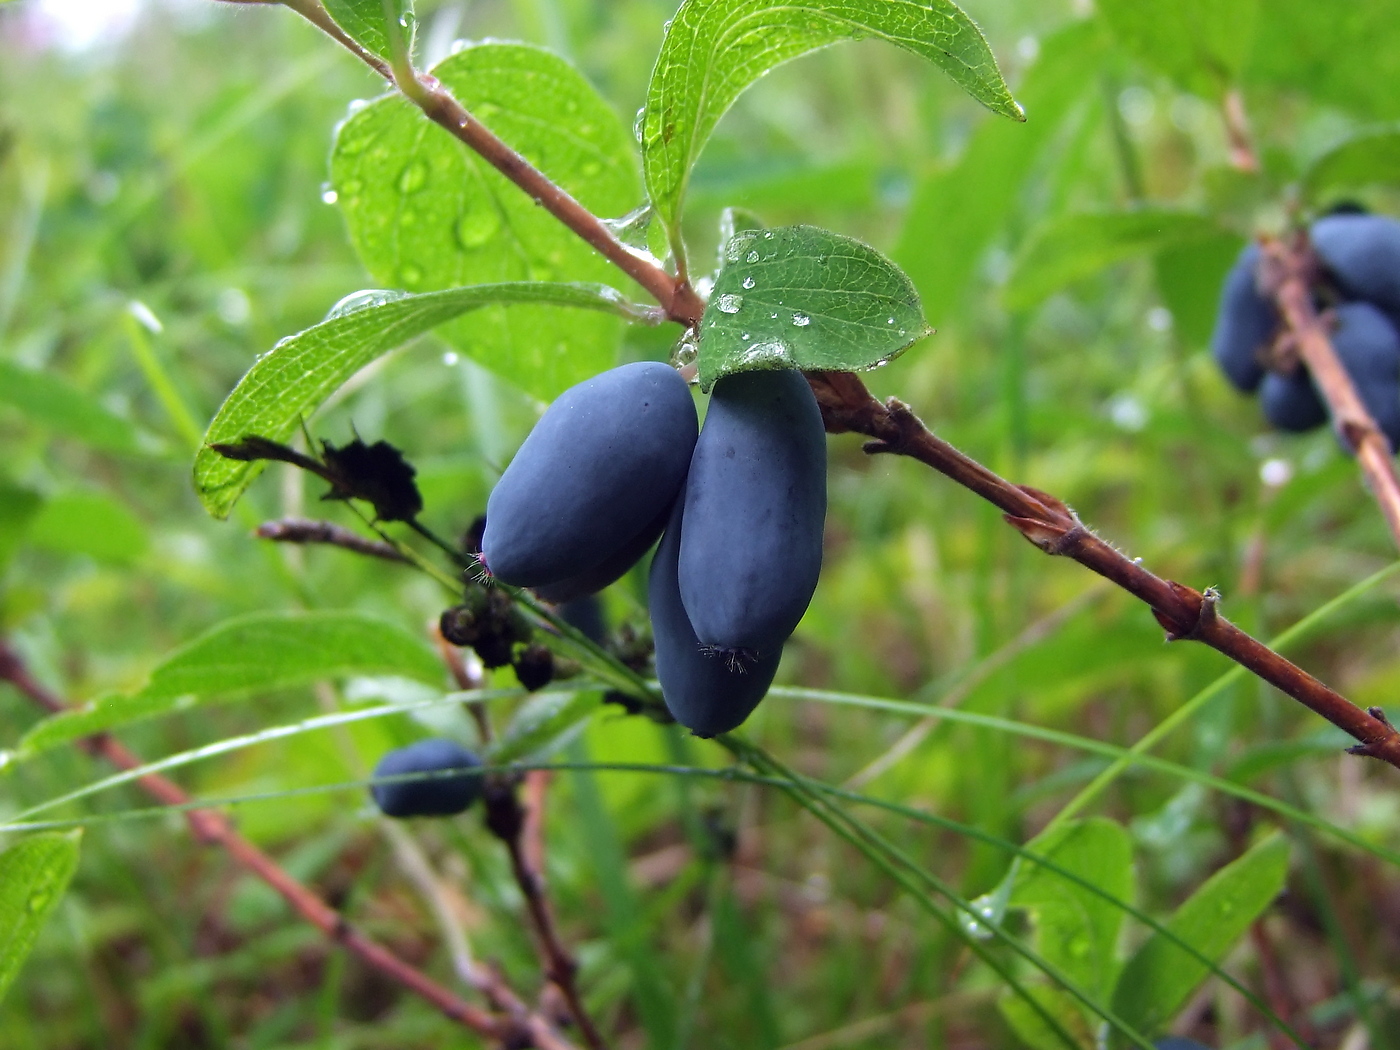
[[482, 362, 698, 591], [1331, 301, 1400, 450], [369, 739, 483, 818], [1312, 213, 1400, 319], [1211, 243, 1277, 394], [677, 369, 826, 657], [1260, 370, 1326, 433], [650, 501, 781, 737], [531, 503, 669, 604]]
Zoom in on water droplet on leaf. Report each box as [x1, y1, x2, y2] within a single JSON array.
[[456, 210, 500, 248], [716, 293, 744, 314]]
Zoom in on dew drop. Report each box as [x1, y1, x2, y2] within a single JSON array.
[[716, 293, 744, 314], [326, 289, 409, 319], [741, 332, 751, 341], [739, 340, 792, 367], [442, 351, 460, 366], [746, 250, 760, 263], [320, 184, 338, 205], [456, 210, 500, 249], [398, 161, 428, 194], [792, 313, 811, 327], [762, 231, 774, 239], [673, 329, 700, 367], [741, 276, 755, 290], [886, 317, 895, 324]]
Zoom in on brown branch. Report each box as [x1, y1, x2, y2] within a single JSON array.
[[432, 629, 606, 1048], [807, 371, 1400, 770], [0, 638, 578, 1050], [484, 785, 609, 1050], [1259, 233, 1400, 550], [256, 517, 409, 562], [279, 0, 703, 328], [1221, 88, 1260, 174]]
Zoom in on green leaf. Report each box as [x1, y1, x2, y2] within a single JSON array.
[[1154, 233, 1247, 348], [894, 20, 1106, 324], [1302, 126, 1400, 201], [1011, 819, 1135, 1000], [193, 282, 643, 519], [641, 0, 1023, 255], [18, 611, 444, 755], [697, 225, 930, 390], [322, 0, 415, 61], [1247, 2, 1400, 121], [26, 491, 148, 566], [0, 483, 42, 575], [1000, 984, 1096, 1050], [0, 833, 81, 1007], [330, 42, 640, 400], [490, 689, 602, 763], [0, 361, 149, 456], [1110, 834, 1290, 1041], [1004, 210, 1223, 311], [1095, 0, 1259, 96]]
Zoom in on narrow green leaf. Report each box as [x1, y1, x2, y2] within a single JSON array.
[[19, 611, 444, 755], [1095, 0, 1259, 96], [0, 483, 42, 574], [641, 0, 1023, 254], [1004, 210, 1223, 311], [330, 42, 640, 400], [0, 360, 149, 455], [193, 282, 642, 519], [697, 225, 929, 390], [1111, 834, 1290, 1041], [1302, 126, 1400, 200], [894, 20, 1106, 323], [26, 490, 148, 566], [1012, 819, 1134, 1000], [322, 0, 414, 61], [0, 833, 81, 1006]]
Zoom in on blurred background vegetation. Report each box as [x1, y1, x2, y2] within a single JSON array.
[[3, 0, 1400, 1047]]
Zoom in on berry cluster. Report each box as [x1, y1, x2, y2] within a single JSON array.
[[481, 361, 828, 736], [1212, 212, 1400, 445]]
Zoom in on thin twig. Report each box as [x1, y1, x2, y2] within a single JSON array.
[[807, 371, 1400, 770], [256, 517, 409, 562], [1259, 233, 1400, 550], [486, 787, 610, 1050], [432, 630, 609, 1049], [0, 640, 549, 1045]]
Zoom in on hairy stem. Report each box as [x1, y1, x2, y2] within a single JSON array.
[[1259, 233, 1400, 550], [807, 371, 1400, 770]]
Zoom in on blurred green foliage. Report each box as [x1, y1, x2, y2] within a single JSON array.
[[2, 0, 1400, 1047]]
